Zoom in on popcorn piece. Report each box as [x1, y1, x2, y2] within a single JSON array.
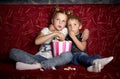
[[64, 67, 76, 71]]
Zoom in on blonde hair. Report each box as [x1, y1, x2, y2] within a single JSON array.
[[51, 5, 67, 19], [51, 5, 73, 19]]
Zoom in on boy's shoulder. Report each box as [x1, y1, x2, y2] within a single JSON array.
[[66, 32, 82, 41], [77, 32, 82, 40], [78, 32, 82, 36]]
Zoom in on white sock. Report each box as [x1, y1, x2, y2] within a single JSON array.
[[87, 63, 102, 73], [16, 62, 41, 70], [93, 56, 113, 67], [87, 56, 113, 73]]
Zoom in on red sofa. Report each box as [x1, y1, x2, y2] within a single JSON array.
[[0, 4, 120, 79]]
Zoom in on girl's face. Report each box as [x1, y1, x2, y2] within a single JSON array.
[[52, 13, 67, 31], [67, 19, 82, 35]]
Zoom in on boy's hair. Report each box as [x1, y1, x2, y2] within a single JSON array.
[[68, 15, 82, 25]]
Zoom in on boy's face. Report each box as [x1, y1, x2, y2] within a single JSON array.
[[67, 19, 82, 34], [52, 13, 67, 31]]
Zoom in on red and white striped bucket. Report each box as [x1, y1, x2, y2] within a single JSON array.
[[52, 40, 72, 56]]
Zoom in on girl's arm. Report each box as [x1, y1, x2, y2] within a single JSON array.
[[69, 32, 87, 51], [35, 32, 56, 45], [35, 32, 65, 45]]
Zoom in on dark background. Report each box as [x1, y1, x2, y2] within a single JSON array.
[[0, 0, 120, 4]]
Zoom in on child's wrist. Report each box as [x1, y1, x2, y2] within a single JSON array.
[[53, 32, 58, 37]]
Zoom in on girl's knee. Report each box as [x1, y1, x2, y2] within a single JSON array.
[[61, 52, 73, 59], [9, 48, 21, 59]]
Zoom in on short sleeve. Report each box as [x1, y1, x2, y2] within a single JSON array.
[[41, 27, 50, 35], [60, 27, 68, 36]]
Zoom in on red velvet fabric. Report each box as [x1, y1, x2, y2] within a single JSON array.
[[0, 4, 120, 79]]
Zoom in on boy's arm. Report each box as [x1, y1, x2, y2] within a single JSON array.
[[69, 31, 87, 51], [81, 29, 89, 41]]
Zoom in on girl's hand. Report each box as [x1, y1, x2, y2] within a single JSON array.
[[81, 29, 89, 41], [55, 32, 65, 41]]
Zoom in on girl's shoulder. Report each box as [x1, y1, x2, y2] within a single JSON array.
[[41, 27, 51, 34], [60, 27, 68, 35], [61, 27, 68, 32], [41, 27, 49, 31], [62, 27, 67, 31]]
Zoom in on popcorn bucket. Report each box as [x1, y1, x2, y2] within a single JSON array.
[[52, 40, 72, 56]]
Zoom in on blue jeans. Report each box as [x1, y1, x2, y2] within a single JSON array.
[[71, 52, 101, 67], [9, 48, 73, 69]]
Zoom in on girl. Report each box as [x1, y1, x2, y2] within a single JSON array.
[[9, 6, 73, 71]]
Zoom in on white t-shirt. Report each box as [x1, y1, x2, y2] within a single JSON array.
[[36, 27, 68, 59]]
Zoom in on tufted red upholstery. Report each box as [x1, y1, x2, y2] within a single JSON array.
[[0, 4, 120, 79]]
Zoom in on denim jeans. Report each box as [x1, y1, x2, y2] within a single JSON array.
[[9, 48, 73, 69], [71, 52, 101, 67]]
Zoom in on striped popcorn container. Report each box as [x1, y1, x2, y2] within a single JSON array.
[[52, 40, 72, 57]]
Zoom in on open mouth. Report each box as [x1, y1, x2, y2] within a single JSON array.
[[58, 25, 62, 28]]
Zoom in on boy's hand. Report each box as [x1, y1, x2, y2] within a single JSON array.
[[69, 31, 75, 38], [81, 29, 89, 41]]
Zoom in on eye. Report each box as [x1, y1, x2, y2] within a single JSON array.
[[68, 24, 71, 27], [74, 23, 76, 26], [62, 20, 66, 22]]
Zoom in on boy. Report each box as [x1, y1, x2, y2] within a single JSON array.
[[65, 15, 113, 72]]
